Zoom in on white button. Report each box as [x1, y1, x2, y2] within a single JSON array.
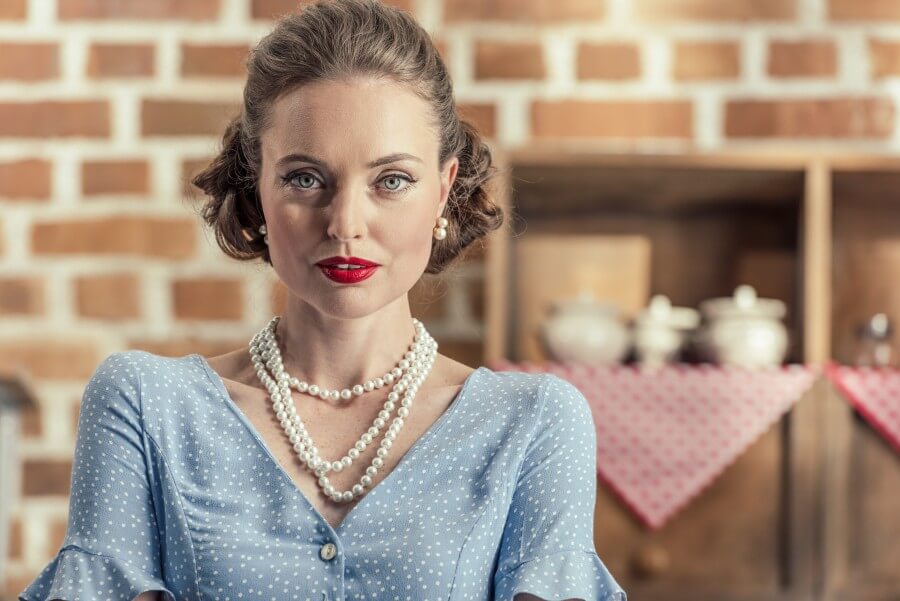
[[319, 542, 337, 561]]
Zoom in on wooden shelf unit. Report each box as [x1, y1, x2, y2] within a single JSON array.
[[481, 148, 900, 601]]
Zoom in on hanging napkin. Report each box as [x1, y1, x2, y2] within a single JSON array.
[[826, 363, 900, 454], [491, 360, 818, 530]]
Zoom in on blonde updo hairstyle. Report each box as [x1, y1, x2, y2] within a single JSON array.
[[191, 0, 504, 275]]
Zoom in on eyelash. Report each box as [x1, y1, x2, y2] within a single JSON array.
[[280, 170, 418, 196]]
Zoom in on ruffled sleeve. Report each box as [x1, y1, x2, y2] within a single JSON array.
[[18, 352, 176, 601], [493, 374, 627, 601], [18, 545, 175, 601]]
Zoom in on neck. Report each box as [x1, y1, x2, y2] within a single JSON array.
[[270, 294, 421, 390]]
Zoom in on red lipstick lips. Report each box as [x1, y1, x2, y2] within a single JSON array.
[[316, 256, 380, 284]]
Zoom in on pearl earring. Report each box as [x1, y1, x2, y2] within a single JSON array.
[[259, 223, 268, 245], [433, 217, 448, 240]]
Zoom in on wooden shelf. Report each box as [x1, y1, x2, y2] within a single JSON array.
[[480, 147, 900, 601]]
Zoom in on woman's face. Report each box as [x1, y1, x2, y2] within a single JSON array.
[[257, 76, 459, 319]]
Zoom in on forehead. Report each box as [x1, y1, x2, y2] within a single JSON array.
[[261, 77, 437, 166]]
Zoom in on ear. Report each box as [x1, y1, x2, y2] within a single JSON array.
[[437, 155, 460, 218]]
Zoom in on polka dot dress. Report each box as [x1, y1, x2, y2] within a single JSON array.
[[19, 350, 626, 601]]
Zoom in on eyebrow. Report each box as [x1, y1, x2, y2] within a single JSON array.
[[275, 152, 423, 169]]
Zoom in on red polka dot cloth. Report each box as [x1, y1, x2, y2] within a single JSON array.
[[489, 360, 818, 530], [826, 362, 900, 455]]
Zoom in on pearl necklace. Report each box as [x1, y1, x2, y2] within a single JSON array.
[[248, 315, 438, 503]]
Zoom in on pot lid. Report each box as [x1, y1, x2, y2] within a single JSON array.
[[700, 285, 786, 319], [550, 291, 621, 315], [635, 294, 700, 329]]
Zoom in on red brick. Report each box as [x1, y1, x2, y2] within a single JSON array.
[[673, 40, 741, 80], [0, 101, 110, 138], [31, 216, 196, 258], [172, 278, 244, 320], [768, 39, 837, 77], [434, 38, 449, 65], [0, 0, 26, 19], [59, 0, 220, 20], [445, 0, 604, 22], [0, 341, 101, 380], [5, 576, 39, 599], [182, 156, 214, 198], [577, 42, 641, 80], [251, 0, 413, 19], [532, 100, 693, 139], [0, 43, 58, 81], [869, 39, 900, 78], [636, 0, 795, 21], [87, 43, 154, 78], [75, 273, 141, 320], [458, 103, 497, 139], [725, 97, 895, 138], [126, 339, 242, 358], [49, 518, 68, 552], [474, 40, 545, 80], [82, 159, 150, 196], [0, 277, 44, 315], [829, 0, 900, 21], [181, 43, 250, 78], [8, 516, 22, 560], [141, 99, 241, 136], [0, 159, 52, 200], [22, 459, 72, 496], [20, 401, 42, 438]]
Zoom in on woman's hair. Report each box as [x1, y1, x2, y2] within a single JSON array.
[[191, 0, 504, 274]]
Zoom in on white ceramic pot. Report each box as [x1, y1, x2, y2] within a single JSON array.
[[697, 285, 789, 368], [540, 293, 631, 365], [633, 295, 700, 367]]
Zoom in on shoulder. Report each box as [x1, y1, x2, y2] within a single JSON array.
[[478, 367, 588, 416], [90, 349, 181, 384], [85, 349, 194, 409], [471, 367, 593, 445]]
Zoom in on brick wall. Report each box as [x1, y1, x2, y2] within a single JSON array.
[[3, 0, 900, 592]]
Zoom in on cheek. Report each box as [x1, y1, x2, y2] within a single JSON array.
[[381, 211, 435, 265]]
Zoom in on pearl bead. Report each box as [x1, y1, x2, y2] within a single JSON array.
[[249, 315, 437, 504]]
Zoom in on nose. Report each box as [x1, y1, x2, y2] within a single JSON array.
[[325, 186, 368, 242]]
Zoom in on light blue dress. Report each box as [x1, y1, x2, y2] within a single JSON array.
[[19, 350, 626, 601]]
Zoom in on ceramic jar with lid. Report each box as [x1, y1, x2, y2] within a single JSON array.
[[540, 292, 631, 365], [633, 294, 700, 368], [696, 285, 789, 368]]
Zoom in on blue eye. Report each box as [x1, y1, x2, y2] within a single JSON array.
[[280, 171, 417, 195], [282, 172, 321, 190], [381, 174, 416, 193]]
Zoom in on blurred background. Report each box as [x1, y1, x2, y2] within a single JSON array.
[[2, 0, 900, 599]]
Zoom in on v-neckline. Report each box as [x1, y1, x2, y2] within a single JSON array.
[[191, 353, 483, 538]]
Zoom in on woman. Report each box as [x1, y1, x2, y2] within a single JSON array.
[[19, 1, 625, 600]]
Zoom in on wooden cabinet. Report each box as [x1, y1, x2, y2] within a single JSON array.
[[480, 148, 900, 601]]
